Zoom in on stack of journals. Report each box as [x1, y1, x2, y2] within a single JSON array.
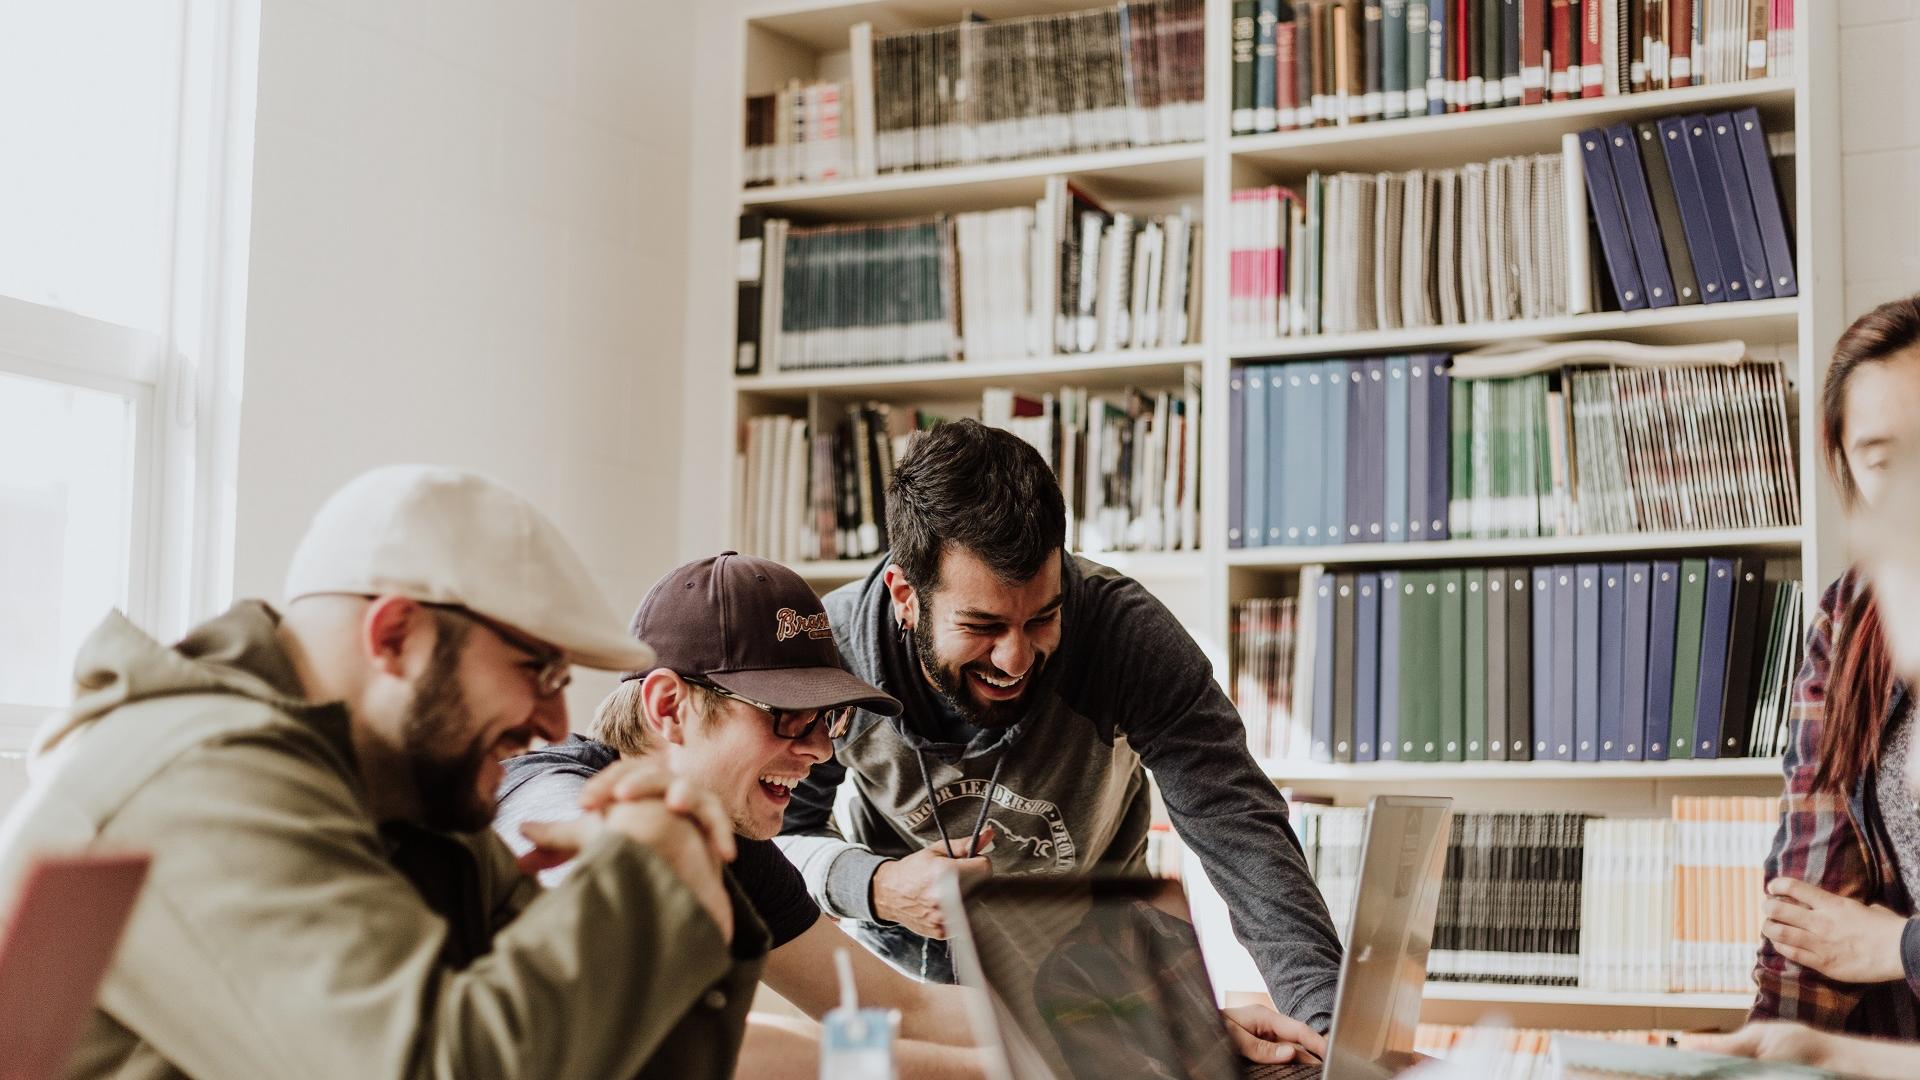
[[1234, 558, 1805, 764], [1226, 354, 1798, 548], [1576, 108, 1796, 310], [1295, 797, 1778, 992], [982, 378, 1204, 554], [743, 80, 852, 188], [1227, 152, 1569, 340], [737, 192, 1201, 374], [1230, 0, 1798, 136]]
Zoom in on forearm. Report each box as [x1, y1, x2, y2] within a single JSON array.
[[895, 982, 980, 1047], [1818, 1033, 1920, 1080]]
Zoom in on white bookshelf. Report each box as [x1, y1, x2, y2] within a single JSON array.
[[721, 0, 1842, 1028]]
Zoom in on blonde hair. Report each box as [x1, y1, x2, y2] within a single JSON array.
[[592, 675, 709, 755]]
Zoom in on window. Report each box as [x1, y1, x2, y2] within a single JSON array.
[[0, 1, 257, 749]]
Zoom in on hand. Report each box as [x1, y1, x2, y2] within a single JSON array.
[[1222, 1004, 1325, 1065], [1762, 877, 1908, 984], [872, 826, 995, 939], [577, 757, 737, 864], [1682, 1022, 1844, 1070], [523, 799, 735, 943]]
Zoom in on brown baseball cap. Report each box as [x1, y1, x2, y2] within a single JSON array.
[[627, 552, 901, 716]]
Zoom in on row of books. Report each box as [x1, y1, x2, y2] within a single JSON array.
[[1231, 0, 1797, 136], [742, 80, 850, 189], [1577, 108, 1797, 311], [739, 1, 1207, 186], [983, 377, 1204, 554], [1226, 352, 1799, 549], [1413, 1026, 1679, 1080], [1579, 801, 1774, 993], [1296, 796, 1776, 992], [1233, 556, 1805, 764], [735, 405, 911, 565], [735, 195, 1201, 375], [1227, 151, 1570, 341]]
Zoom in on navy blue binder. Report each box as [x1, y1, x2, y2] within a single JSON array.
[[1732, 106, 1798, 298], [1579, 127, 1650, 310], [1551, 564, 1577, 761], [1707, 111, 1776, 301], [1574, 562, 1601, 761], [1324, 360, 1350, 546], [1385, 357, 1411, 543], [1228, 368, 1246, 548], [1597, 563, 1627, 760], [1355, 572, 1382, 762], [1685, 113, 1766, 302], [1604, 122, 1678, 308], [1407, 355, 1430, 541], [1655, 115, 1732, 303], [1378, 570, 1402, 760], [1244, 367, 1268, 548], [1531, 566, 1554, 758], [1266, 363, 1288, 545], [1620, 562, 1653, 760], [1507, 567, 1532, 760], [1363, 358, 1388, 542], [1345, 363, 1370, 545], [1312, 570, 1336, 761], [1426, 355, 1451, 541], [1282, 365, 1317, 544], [1334, 574, 1357, 762], [1692, 557, 1737, 759], [1644, 560, 1682, 760]]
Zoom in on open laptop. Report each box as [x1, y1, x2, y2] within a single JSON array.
[[943, 795, 1452, 1080], [0, 851, 150, 1080]]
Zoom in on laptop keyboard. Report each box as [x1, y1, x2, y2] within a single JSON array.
[[1241, 1061, 1322, 1080]]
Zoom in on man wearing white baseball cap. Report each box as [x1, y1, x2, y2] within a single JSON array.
[[0, 464, 767, 1080]]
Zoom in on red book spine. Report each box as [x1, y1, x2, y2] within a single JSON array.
[[1579, 0, 1602, 97], [1454, 0, 1471, 111], [1549, 0, 1572, 98], [1669, 0, 1692, 86], [1522, 0, 1548, 103], [1276, 19, 1299, 129]]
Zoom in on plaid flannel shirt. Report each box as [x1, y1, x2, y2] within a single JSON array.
[[1752, 568, 1920, 1035]]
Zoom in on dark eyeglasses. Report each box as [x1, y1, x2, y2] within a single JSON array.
[[427, 604, 572, 699], [688, 678, 854, 741]]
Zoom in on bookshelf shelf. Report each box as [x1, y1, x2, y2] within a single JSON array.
[[1262, 758, 1783, 782], [736, 346, 1205, 400], [1421, 984, 1753, 1010], [740, 142, 1206, 219], [789, 549, 1207, 584], [1231, 78, 1796, 175], [746, 0, 1115, 52], [1225, 527, 1806, 571], [1227, 298, 1801, 362]]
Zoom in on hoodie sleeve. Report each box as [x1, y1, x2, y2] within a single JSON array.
[[1087, 573, 1345, 1031], [91, 730, 767, 1080], [776, 755, 892, 924]]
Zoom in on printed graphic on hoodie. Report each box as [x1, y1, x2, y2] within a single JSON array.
[[903, 778, 1078, 873]]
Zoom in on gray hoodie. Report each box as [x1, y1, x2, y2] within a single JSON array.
[[775, 555, 1343, 1030]]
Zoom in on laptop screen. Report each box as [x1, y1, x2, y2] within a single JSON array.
[[955, 875, 1244, 1080]]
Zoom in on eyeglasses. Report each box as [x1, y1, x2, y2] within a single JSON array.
[[428, 604, 572, 699], [688, 678, 854, 741]]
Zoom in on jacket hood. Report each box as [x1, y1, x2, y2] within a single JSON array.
[[36, 601, 330, 758]]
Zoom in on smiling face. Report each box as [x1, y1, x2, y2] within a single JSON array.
[[895, 546, 1064, 728], [642, 671, 835, 840]]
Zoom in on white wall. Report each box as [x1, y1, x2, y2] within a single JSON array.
[[233, 0, 697, 716], [1838, 1, 1920, 317]]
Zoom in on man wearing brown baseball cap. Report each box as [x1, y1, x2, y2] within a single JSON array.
[[496, 552, 987, 1080], [0, 465, 765, 1080]]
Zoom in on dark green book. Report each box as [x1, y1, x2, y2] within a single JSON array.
[[1233, 0, 1259, 133], [1400, 570, 1436, 760], [1669, 559, 1709, 760], [1465, 568, 1489, 759], [1439, 568, 1466, 761]]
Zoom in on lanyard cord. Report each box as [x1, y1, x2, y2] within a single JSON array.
[[912, 748, 1009, 860]]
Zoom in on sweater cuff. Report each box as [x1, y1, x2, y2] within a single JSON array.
[[824, 846, 892, 924], [1902, 917, 1920, 996]]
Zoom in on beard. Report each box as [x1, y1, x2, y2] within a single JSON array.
[[401, 621, 496, 833], [913, 604, 1047, 729]]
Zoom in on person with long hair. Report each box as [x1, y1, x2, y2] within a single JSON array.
[[1747, 294, 1920, 1036]]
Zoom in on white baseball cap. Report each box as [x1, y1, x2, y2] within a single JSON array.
[[283, 465, 654, 671]]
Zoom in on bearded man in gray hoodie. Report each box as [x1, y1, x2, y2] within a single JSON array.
[[776, 419, 1345, 1052]]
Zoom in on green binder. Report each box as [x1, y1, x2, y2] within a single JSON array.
[[1438, 568, 1466, 761], [1669, 559, 1709, 760], [1399, 570, 1436, 761]]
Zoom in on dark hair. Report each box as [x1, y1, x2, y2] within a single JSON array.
[[1816, 295, 1920, 793], [886, 419, 1066, 592]]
